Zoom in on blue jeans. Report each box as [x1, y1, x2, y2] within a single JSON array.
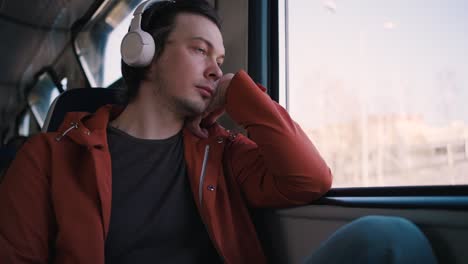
[[303, 216, 437, 264]]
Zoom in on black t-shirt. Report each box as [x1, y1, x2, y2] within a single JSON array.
[[104, 126, 221, 264]]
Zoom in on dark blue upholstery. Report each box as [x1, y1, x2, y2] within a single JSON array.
[[0, 136, 28, 181], [44, 88, 124, 132]]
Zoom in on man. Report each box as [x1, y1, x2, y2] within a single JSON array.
[[0, 0, 436, 263], [0, 0, 331, 262]]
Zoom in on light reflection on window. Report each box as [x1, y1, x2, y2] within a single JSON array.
[[18, 111, 31, 137], [60, 77, 68, 91], [103, 14, 133, 86], [28, 73, 60, 128]]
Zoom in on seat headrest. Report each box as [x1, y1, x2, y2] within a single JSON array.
[[43, 88, 125, 132]]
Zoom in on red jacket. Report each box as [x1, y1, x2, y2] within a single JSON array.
[[0, 71, 332, 263]]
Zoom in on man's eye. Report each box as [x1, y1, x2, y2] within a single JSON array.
[[195, 48, 207, 55]]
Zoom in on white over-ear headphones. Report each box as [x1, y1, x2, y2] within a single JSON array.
[[120, 0, 174, 67]]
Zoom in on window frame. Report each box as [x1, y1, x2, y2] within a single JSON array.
[[248, 0, 279, 101], [73, 0, 143, 88]]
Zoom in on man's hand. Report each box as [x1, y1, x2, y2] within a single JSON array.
[[187, 73, 235, 138], [206, 73, 235, 113]]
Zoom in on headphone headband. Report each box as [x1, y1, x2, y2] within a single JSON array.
[[129, 0, 170, 31]]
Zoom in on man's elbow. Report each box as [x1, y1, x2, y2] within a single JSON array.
[[304, 168, 333, 200], [318, 167, 333, 195], [277, 168, 333, 204]]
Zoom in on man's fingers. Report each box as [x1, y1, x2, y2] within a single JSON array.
[[192, 127, 209, 139], [186, 116, 209, 139], [201, 108, 225, 127]]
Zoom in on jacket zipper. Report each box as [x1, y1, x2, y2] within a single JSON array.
[[55, 122, 78, 141], [198, 144, 225, 263]]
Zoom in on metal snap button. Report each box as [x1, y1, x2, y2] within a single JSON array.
[[228, 133, 237, 141], [207, 185, 216, 191]]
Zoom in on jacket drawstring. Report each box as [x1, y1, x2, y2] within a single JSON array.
[[199, 145, 210, 206], [197, 144, 225, 261], [55, 122, 78, 141]]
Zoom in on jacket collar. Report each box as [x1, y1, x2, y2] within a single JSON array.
[[56, 105, 124, 149], [56, 104, 232, 149]]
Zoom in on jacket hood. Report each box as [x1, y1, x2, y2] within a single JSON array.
[[56, 105, 123, 149]]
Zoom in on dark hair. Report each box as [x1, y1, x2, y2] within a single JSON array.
[[121, 0, 221, 102]]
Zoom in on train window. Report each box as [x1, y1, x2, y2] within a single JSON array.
[[27, 72, 60, 128], [279, 0, 468, 187], [75, 0, 144, 87]]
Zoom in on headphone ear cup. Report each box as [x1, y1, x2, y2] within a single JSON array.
[[121, 30, 155, 67]]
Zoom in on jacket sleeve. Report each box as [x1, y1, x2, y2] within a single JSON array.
[[224, 70, 332, 208], [0, 134, 53, 263]]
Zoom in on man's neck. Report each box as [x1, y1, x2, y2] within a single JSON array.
[[109, 86, 184, 140]]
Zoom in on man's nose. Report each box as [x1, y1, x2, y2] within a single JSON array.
[[206, 60, 223, 81]]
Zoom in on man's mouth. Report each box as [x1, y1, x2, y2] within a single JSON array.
[[195, 85, 214, 97]]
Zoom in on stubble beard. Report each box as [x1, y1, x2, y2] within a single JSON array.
[[174, 97, 206, 118], [153, 75, 207, 119]]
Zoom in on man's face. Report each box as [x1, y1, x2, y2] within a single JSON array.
[[148, 13, 225, 117]]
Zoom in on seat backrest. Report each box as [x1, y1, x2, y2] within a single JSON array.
[[43, 88, 124, 132]]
